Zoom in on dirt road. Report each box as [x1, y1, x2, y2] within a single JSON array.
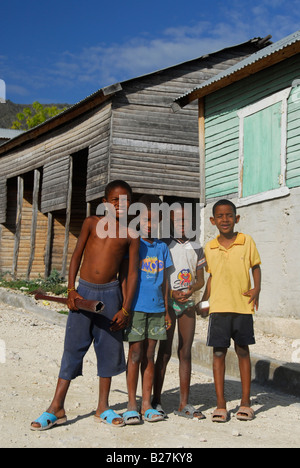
[[0, 302, 299, 449]]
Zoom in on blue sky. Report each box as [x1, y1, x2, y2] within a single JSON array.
[[1, 0, 299, 104]]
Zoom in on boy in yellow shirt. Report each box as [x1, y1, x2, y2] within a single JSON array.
[[203, 199, 261, 423]]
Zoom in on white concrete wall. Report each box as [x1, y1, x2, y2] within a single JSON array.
[[202, 187, 300, 320]]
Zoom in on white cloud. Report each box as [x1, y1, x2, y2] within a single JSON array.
[[46, 21, 251, 92], [4, 1, 299, 102], [46, 5, 298, 95]]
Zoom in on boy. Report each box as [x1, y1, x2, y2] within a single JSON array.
[[203, 199, 261, 422], [153, 202, 206, 420], [31, 180, 139, 430], [124, 195, 173, 424]]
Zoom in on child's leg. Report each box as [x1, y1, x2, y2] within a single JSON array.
[[153, 310, 176, 406], [213, 347, 227, 410], [177, 307, 196, 411], [141, 338, 158, 414], [31, 306, 93, 430], [127, 341, 144, 411], [95, 377, 123, 425], [31, 378, 70, 429], [235, 343, 251, 407]]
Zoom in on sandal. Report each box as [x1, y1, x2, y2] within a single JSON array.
[[142, 408, 164, 422], [152, 403, 168, 419], [123, 410, 141, 425], [30, 411, 67, 431], [211, 408, 228, 423], [236, 406, 255, 421], [174, 404, 206, 420], [94, 409, 125, 427]]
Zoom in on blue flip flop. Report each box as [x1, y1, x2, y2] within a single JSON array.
[[95, 409, 125, 427], [143, 408, 164, 423], [123, 410, 141, 425], [30, 411, 67, 431]]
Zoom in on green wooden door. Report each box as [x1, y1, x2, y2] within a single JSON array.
[[242, 101, 282, 197]]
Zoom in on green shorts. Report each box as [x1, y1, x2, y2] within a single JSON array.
[[124, 311, 167, 342], [168, 298, 195, 317]]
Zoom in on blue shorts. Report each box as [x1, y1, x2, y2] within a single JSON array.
[[59, 278, 126, 379]]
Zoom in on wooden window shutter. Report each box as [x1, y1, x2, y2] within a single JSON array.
[[41, 156, 71, 213]]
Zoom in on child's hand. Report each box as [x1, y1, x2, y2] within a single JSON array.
[[181, 285, 195, 300], [67, 290, 83, 311], [165, 314, 172, 331], [243, 288, 260, 311], [110, 309, 130, 332], [172, 290, 190, 303]]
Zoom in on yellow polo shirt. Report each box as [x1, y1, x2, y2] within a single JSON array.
[[204, 233, 261, 315]]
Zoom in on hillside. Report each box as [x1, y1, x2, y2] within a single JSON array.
[[0, 100, 71, 129]]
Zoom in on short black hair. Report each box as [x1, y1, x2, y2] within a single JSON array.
[[212, 199, 237, 216], [104, 180, 133, 199], [138, 194, 162, 210]]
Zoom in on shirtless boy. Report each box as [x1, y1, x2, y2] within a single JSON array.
[[31, 180, 139, 430]]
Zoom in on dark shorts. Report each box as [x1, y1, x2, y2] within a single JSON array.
[[207, 313, 255, 348], [59, 278, 126, 379]]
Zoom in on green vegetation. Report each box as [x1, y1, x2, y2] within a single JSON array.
[[0, 269, 67, 296], [11, 101, 67, 130]]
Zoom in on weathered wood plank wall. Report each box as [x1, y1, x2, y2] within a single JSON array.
[[110, 50, 254, 197]]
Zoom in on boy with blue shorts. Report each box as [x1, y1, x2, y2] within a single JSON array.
[[124, 195, 173, 424], [31, 180, 139, 430]]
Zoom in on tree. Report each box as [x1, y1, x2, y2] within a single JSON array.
[[11, 101, 67, 130]]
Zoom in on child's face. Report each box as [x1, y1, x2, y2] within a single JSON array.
[[140, 209, 159, 238], [104, 186, 131, 220], [210, 204, 240, 235], [171, 207, 192, 239]]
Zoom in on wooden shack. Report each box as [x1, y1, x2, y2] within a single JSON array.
[[0, 38, 270, 280], [173, 30, 300, 321]]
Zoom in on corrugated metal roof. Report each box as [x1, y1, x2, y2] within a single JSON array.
[[174, 30, 300, 107]]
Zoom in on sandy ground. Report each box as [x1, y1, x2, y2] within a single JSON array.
[[0, 300, 300, 449]]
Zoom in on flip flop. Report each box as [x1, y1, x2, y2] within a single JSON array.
[[152, 403, 168, 419], [94, 409, 125, 427], [30, 411, 67, 431], [123, 410, 141, 425], [174, 404, 206, 420], [143, 408, 165, 423], [211, 408, 228, 423], [236, 406, 255, 421]]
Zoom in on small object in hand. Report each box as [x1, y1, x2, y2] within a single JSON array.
[[195, 301, 210, 318], [165, 320, 172, 329]]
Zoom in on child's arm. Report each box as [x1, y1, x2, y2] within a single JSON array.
[[243, 264, 261, 311], [110, 236, 140, 332], [201, 274, 211, 302], [67, 217, 91, 310], [163, 269, 172, 331], [122, 236, 140, 313], [181, 268, 205, 301], [119, 258, 128, 303]]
